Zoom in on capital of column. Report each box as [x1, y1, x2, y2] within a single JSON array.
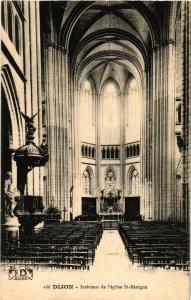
[[71, 66, 77, 73], [152, 39, 175, 52], [45, 42, 69, 54]]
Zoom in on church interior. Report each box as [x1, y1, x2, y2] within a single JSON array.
[[1, 0, 190, 277]]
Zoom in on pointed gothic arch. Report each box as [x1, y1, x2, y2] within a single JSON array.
[[82, 166, 94, 196], [1, 65, 23, 148], [128, 165, 140, 196], [105, 167, 116, 195]]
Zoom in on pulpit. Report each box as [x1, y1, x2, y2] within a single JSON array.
[[13, 112, 48, 232], [14, 196, 45, 231]]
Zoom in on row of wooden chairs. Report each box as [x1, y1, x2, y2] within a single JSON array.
[[119, 221, 189, 270], [2, 221, 103, 270]]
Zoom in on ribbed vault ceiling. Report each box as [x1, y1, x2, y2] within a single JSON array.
[[43, 1, 173, 91]]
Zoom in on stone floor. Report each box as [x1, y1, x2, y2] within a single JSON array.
[[0, 230, 189, 300]]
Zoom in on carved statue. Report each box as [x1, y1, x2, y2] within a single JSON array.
[[70, 186, 74, 208], [117, 188, 121, 199], [4, 172, 19, 217], [40, 134, 49, 161], [177, 135, 186, 152], [21, 111, 38, 142], [50, 196, 55, 207], [21, 111, 38, 126], [101, 189, 104, 197]]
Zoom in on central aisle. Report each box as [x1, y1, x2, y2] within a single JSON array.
[[91, 229, 132, 273]]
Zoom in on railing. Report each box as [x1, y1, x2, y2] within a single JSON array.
[[102, 220, 120, 229]]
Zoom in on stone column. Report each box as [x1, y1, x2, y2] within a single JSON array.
[[94, 91, 98, 212], [97, 91, 101, 209], [181, 2, 191, 229], [140, 72, 153, 220], [152, 41, 176, 221], [45, 44, 71, 220], [71, 78, 81, 218], [120, 92, 125, 212], [24, 1, 43, 197]]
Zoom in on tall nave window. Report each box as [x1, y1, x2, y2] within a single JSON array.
[[15, 16, 21, 54], [80, 79, 95, 143], [1, 2, 5, 28], [84, 79, 94, 127], [7, 2, 13, 42], [100, 81, 120, 145]]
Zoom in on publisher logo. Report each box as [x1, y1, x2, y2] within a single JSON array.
[[8, 266, 33, 280]]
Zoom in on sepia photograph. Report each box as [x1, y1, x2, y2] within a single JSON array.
[[0, 1, 190, 300]]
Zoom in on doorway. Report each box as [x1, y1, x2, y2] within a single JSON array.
[[82, 197, 96, 216], [125, 197, 141, 220]]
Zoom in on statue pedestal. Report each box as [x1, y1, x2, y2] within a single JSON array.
[[3, 216, 20, 230]]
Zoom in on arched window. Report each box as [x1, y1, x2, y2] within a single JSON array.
[[100, 81, 120, 144], [15, 16, 21, 54], [133, 144, 136, 156], [129, 167, 139, 195], [82, 169, 91, 195], [137, 144, 140, 156], [7, 3, 13, 41], [125, 78, 141, 143], [88, 146, 91, 158], [111, 147, 114, 159], [115, 147, 119, 159], [84, 79, 91, 91], [81, 145, 84, 157], [102, 147, 105, 159], [176, 103, 181, 124], [85, 145, 88, 157], [129, 146, 132, 157], [1, 2, 5, 28], [80, 79, 95, 142], [126, 146, 130, 158], [92, 147, 95, 158], [107, 147, 110, 159]]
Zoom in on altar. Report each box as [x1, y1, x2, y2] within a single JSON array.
[[98, 212, 124, 221], [98, 188, 124, 228]]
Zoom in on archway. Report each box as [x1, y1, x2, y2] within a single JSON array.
[[1, 66, 23, 220], [1, 88, 13, 219]]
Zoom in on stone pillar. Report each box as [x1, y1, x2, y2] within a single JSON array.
[[23, 1, 43, 197], [71, 80, 81, 218], [94, 91, 98, 211], [66, 53, 72, 221], [140, 72, 153, 220], [45, 44, 71, 220], [120, 92, 125, 212], [97, 91, 101, 209], [181, 2, 191, 229], [152, 41, 176, 221]]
